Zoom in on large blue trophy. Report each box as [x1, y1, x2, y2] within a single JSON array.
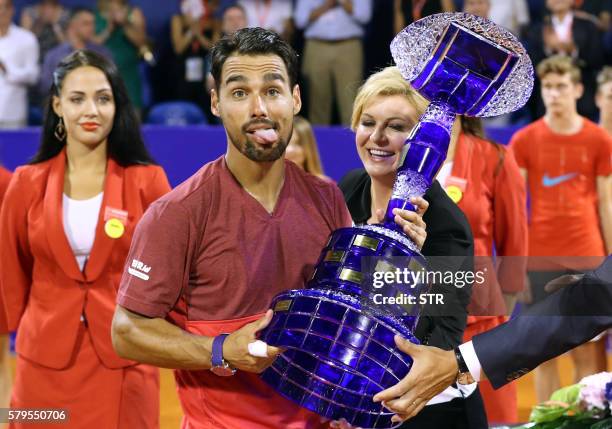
[[259, 13, 534, 429]]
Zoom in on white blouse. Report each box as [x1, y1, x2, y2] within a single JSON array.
[[62, 193, 104, 271]]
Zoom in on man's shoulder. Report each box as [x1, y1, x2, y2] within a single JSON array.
[[581, 118, 612, 141], [151, 157, 223, 211], [513, 119, 546, 140], [288, 161, 340, 198], [9, 24, 37, 45]]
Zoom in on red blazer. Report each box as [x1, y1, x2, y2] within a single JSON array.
[[0, 166, 12, 332], [450, 133, 528, 316], [0, 151, 170, 369]]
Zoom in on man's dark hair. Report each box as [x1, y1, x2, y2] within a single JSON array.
[[211, 27, 298, 91], [222, 3, 246, 18], [69, 7, 94, 22]]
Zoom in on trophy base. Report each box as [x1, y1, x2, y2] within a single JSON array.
[[260, 288, 419, 429]]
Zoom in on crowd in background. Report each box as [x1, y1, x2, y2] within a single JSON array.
[[1, 0, 611, 127], [0, 1, 611, 428]]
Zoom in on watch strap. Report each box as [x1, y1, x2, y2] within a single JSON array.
[[212, 333, 230, 368], [454, 347, 470, 374]]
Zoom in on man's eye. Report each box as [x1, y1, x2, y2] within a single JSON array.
[[233, 90, 246, 98], [268, 88, 280, 96]]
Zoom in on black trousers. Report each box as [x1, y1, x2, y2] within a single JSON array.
[[398, 387, 488, 429]]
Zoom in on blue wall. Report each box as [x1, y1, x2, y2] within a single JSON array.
[[0, 125, 520, 188]]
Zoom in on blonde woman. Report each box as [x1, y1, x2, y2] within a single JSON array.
[[339, 66, 488, 428], [285, 116, 328, 180]]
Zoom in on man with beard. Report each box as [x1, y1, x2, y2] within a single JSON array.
[[110, 27, 354, 427]]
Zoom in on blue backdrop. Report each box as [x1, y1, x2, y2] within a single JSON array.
[[0, 125, 520, 187]]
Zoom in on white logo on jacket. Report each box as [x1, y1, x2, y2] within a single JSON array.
[[128, 259, 151, 280]]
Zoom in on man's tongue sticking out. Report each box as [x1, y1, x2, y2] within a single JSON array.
[[250, 128, 277, 145]]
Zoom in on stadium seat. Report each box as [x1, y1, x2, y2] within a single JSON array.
[[146, 101, 207, 126]]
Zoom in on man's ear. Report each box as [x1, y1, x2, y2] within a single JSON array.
[[292, 84, 302, 116], [211, 88, 221, 118], [574, 82, 584, 100], [52, 95, 62, 118]]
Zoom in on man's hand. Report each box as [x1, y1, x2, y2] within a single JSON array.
[[329, 418, 361, 428], [375, 197, 429, 250], [223, 310, 282, 373], [372, 336, 458, 423], [544, 274, 584, 293]]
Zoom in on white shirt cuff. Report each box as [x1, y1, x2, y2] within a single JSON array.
[[458, 341, 482, 382]]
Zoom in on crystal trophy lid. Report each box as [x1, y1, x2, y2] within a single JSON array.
[[391, 12, 534, 117]]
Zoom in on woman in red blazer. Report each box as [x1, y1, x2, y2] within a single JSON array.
[[0, 51, 170, 428], [0, 166, 12, 408], [443, 117, 528, 424]]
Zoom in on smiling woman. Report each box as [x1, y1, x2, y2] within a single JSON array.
[[339, 66, 488, 429], [0, 50, 170, 428]]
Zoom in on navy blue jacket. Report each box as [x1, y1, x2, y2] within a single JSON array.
[[473, 257, 612, 389]]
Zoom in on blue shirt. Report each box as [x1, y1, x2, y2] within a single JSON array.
[[294, 0, 372, 40], [40, 42, 113, 95]]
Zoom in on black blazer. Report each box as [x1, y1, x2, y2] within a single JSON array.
[[338, 169, 474, 350], [473, 257, 612, 389], [524, 13, 604, 120]]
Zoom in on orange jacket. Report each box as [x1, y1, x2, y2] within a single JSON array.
[[0, 151, 170, 369], [449, 133, 528, 317], [0, 166, 12, 332]]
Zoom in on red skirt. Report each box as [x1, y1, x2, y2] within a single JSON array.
[[10, 323, 159, 429]]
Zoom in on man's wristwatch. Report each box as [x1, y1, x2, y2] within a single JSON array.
[[210, 333, 236, 376], [454, 347, 475, 385]]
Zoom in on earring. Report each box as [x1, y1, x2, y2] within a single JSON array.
[[54, 117, 66, 141]]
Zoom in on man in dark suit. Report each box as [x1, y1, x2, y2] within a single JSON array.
[[372, 256, 612, 423], [525, 0, 605, 120]]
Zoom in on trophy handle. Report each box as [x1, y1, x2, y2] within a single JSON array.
[[383, 102, 456, 228]]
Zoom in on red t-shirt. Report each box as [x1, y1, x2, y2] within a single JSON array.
[[511, 118, 612, 263], [117, 157, 352, 429]]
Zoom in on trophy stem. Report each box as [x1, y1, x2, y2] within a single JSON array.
[[383, 102, 455, 228]]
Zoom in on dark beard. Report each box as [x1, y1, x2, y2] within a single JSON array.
[[227, 119, 292, 162]]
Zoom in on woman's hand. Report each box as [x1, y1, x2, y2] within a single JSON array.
[[375, 197, 429, 250]]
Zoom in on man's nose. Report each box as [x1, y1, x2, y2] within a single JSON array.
[[250, 94, 268, 117]]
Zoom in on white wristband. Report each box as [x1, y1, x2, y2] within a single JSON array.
[[247, 340, 269, 357]]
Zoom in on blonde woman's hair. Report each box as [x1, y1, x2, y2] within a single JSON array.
[[351, 66, 429, 131], [292, 116, 325, 177], [597, 66, 612, 92]]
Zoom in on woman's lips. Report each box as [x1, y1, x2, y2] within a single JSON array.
[[367, 148, 395, 161], [81, 123, 100, 131]]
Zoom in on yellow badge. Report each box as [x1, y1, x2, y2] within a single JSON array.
[[446, 185, 463, 204], [104, 218, 125, 239]]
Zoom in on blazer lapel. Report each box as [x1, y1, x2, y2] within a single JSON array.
[[44, 150, 85, 282], [85, 158, 124, 282]]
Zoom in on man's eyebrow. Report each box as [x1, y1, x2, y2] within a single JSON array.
[[264, 72, 285, 83], [225, 75, 247, 85]]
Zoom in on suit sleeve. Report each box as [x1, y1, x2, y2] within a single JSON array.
[[473, 258, 612, 389], [0, 169, 34, 332], [492, 147, 528, 293]]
